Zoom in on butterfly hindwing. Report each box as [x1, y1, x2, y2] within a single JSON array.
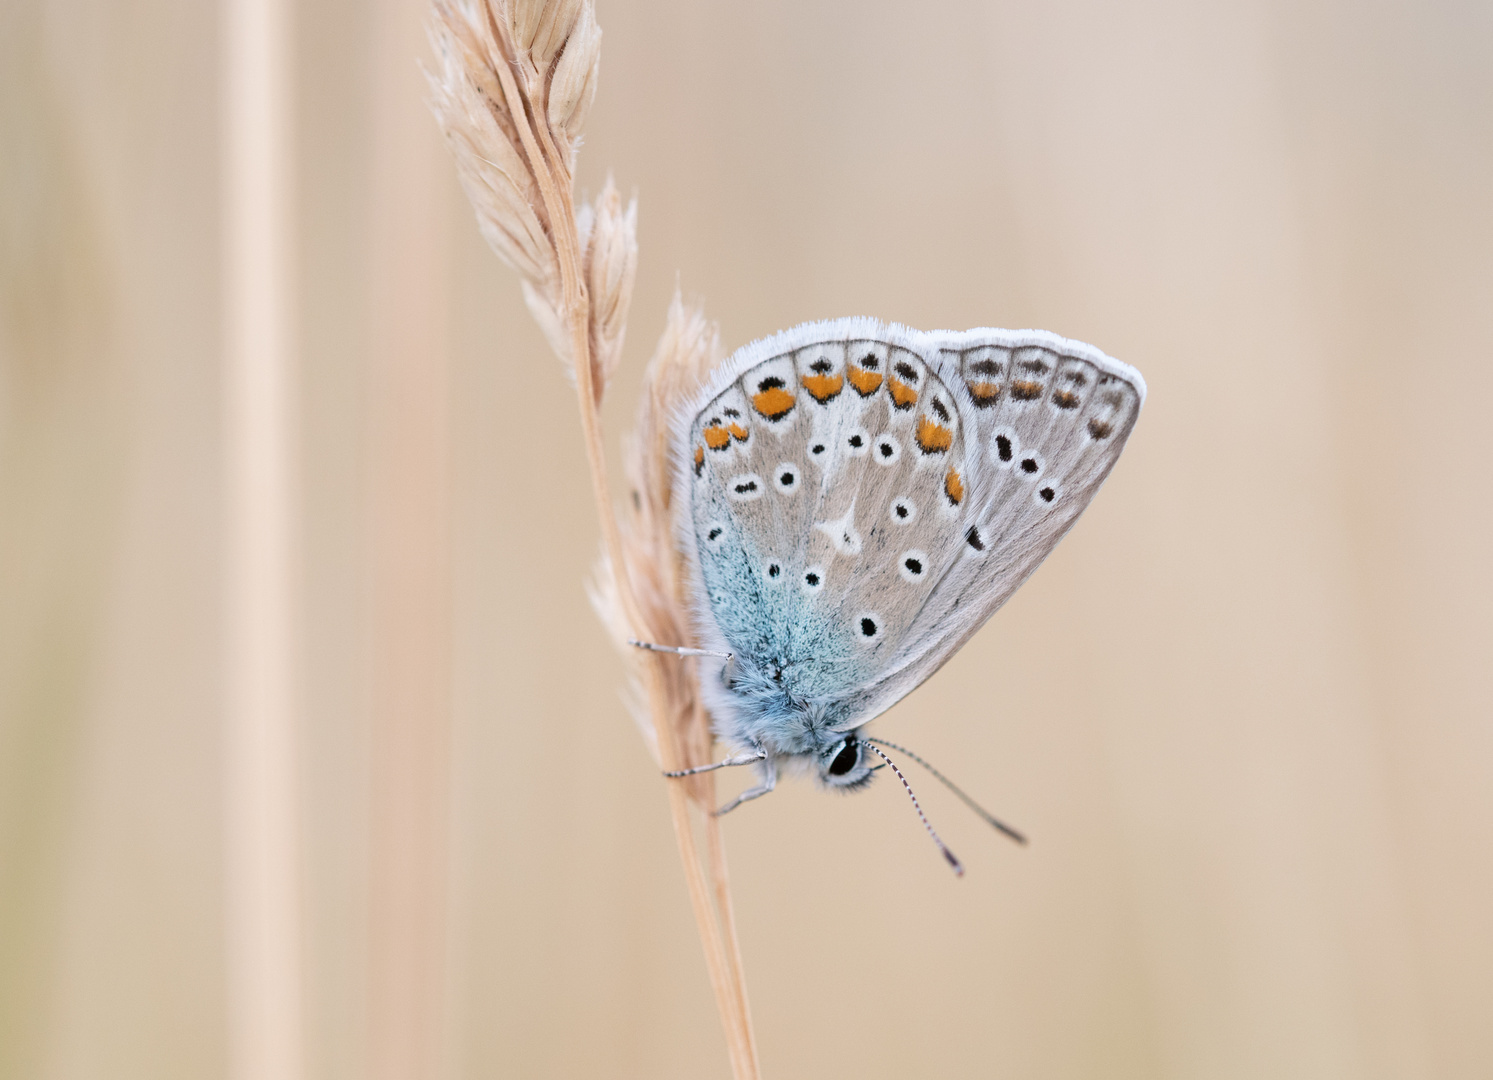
[[682, 320, 1144, 731], [688, 331, 973, 703]]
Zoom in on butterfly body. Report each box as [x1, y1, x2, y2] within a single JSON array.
[[673, 319, 1144, 800]]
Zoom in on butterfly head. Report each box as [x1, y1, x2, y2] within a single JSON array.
[[817, 735, 875, 791]]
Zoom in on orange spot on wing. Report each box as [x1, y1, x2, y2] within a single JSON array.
[[1011, 379, 1044, 401], [916, 415, 953, 454], [751, 386, 795, 420], [968, 381, 1001, 406], [944, 467, 965, 505], [693, 445, 705, 474], [800, 372, 844, 403], [888, 375, 919, 410], [703, 425, 731, 450], [846, 366, 883, 396], [727, 422, 749, 441]]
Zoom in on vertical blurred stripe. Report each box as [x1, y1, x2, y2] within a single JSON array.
[[0, 6, 125, 1077], [223, 0, 303, 1076], [365, 0, 454, 1074]]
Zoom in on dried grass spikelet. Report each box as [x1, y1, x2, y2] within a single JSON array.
[[545, 1, 601, 143], [526, 178, 638, 388], [504, 0, 601, 143], [427, 0, 609, 384], [593, 292, 722, 786], [577, 179, 638, 403], [427, 0, 560, 295]]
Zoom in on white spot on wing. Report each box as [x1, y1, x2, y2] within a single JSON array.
[[814, 505, 862, 556]]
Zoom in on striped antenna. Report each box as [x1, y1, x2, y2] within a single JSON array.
[[860, 742, 963, 876], [865, 736, 1027, 846]]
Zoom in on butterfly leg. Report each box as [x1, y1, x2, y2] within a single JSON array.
[[713, 757, 778, 817], [662, 749, 766, 778], [628, 639, 733, 660]]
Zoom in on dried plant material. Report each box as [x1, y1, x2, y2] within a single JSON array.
[[546, 1, 601, 145], [624, 292, 723, 622], [623, 294, 722, 778], [631, 291, 725, 468], [521, 278, 571, 362], [427, 1, 557, 290], [505, 0, 582, 71], [581, 179, 638, 403], [587, 551, 660, 765], [428, 3, 758, 1074], [426, 0, 602, 373], [593, 293, 722, 772], [496, 0, 599, 176]]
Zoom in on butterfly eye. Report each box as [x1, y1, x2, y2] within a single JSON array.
[[704, 522, 728, 547], [857, 614, 881, 640], [773, 463, 800, 494], [889, 497, 916, 524], [827, 739, 860, 777], [873, 436, 901, 465], [801, 566, 825, 593], [764, 561, 782, 581], [845, 428, 869, 456]]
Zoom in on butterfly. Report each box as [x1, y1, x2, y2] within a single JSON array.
[[641, 319, 1144, 869]]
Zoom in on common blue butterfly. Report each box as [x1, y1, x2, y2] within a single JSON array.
[[649, 320, 1144, 865]]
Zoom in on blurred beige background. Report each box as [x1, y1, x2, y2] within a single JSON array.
[[3, 0, 1492, 1077]]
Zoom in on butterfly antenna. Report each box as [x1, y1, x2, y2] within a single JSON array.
[[865, 736, 1028, 846], [860, 742, 964, 876]]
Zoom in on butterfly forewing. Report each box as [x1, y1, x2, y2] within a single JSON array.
[[851, 334, 1144, 721]]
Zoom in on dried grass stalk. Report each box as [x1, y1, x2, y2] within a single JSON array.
[[427, 2, 758, 1075]]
